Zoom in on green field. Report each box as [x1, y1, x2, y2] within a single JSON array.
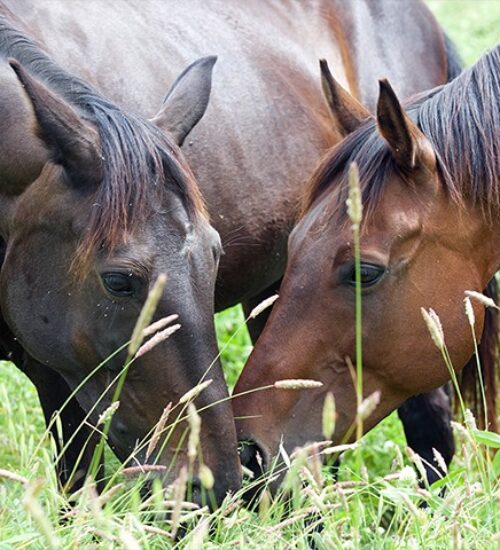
[[1, 2, 499, 548]]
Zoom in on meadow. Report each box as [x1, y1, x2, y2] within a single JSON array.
[[0, 2, 499, 548]]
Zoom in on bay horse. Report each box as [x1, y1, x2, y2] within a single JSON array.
[[0, 0, 476, 503], [233, 46, 500, 487]]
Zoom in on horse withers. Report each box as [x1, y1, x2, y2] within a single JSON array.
[[234, 47, 500, 487]]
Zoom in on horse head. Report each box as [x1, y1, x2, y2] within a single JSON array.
[[0, 56, 241, 505], [234, 49, 500, 488]]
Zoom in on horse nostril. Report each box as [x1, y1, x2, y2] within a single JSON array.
[[239, 439, 267, 476], [239, 439, 268, 505]]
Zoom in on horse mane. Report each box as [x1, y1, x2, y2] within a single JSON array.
[[0, 12, 207, 269], [303, 45, 500, 223], [419, 46, 500, 217]]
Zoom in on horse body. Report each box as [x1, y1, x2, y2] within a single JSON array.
[[0, 0, 458, 501]]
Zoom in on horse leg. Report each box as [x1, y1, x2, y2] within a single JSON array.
[[397, 385, 454, 486], [242, 280, 282, 344], [17, 357, 104, 495]]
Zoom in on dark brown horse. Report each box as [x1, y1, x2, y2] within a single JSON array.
[[0, 4, 238, 504], [233, 46, 500, 487], [0, 0, 470, 503]]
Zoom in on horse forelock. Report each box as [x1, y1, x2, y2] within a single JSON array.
[[72, 110, 207, 275], [300, 118, 399, 226], [303, 46, 500, 226], [0, 14, 207, 275]]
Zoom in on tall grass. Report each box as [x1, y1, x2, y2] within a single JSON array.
[[0, 342, 498, 549]]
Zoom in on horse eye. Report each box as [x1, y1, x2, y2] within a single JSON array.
[[101, 272, 135, 297], [347, 263, 385, 287]]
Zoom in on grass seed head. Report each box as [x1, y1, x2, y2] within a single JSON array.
[[274, 379, 323, 390], [142, 314, 179, 337], [128, 273, 167, 356], [463, 297, 475, 327], [347, 162, 362, 226], [322, 392, 336, 440], [241, 465, 255, 479], [171, 466, 188, 538], [432, 447, 448, 474], [249, 294, 279, 319], [464, 290, 499, 310], [357, 390, 381, 421], [118, 530, 141, 550], [322, 443, 357, 455], [258, 489, 271, 520], [187, 403, 201, 461], [199, 464, 214, 490], [406, 446, 427, 482], [22, 480, 60, 550], [464, 408, 477, 430], [0, 468, 28, 485], [400, 493, 420, 518], [121, 465, 167, 477], [398, 465, 417, 485], [453, 522, 463, 550], [179, 379, 213, 404], [136, 323, 181, 358], [186, 517, 210, 550], [421, 307, 445, 349], [146, 402, 172, 461], [97, 401, 120, 426]]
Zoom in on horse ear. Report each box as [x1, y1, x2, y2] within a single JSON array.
[[376, 79, 435, 171], [9, 59, 101, 187], [320, 59, 371, 136], [151, 56, 217, 146]]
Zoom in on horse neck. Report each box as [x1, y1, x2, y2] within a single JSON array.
[[454, 199, 500, 287], [453, 139, 500, 281]]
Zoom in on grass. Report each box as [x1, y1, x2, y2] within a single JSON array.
[[427, 0, 500, 65], [1, 3, 499, 548]]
